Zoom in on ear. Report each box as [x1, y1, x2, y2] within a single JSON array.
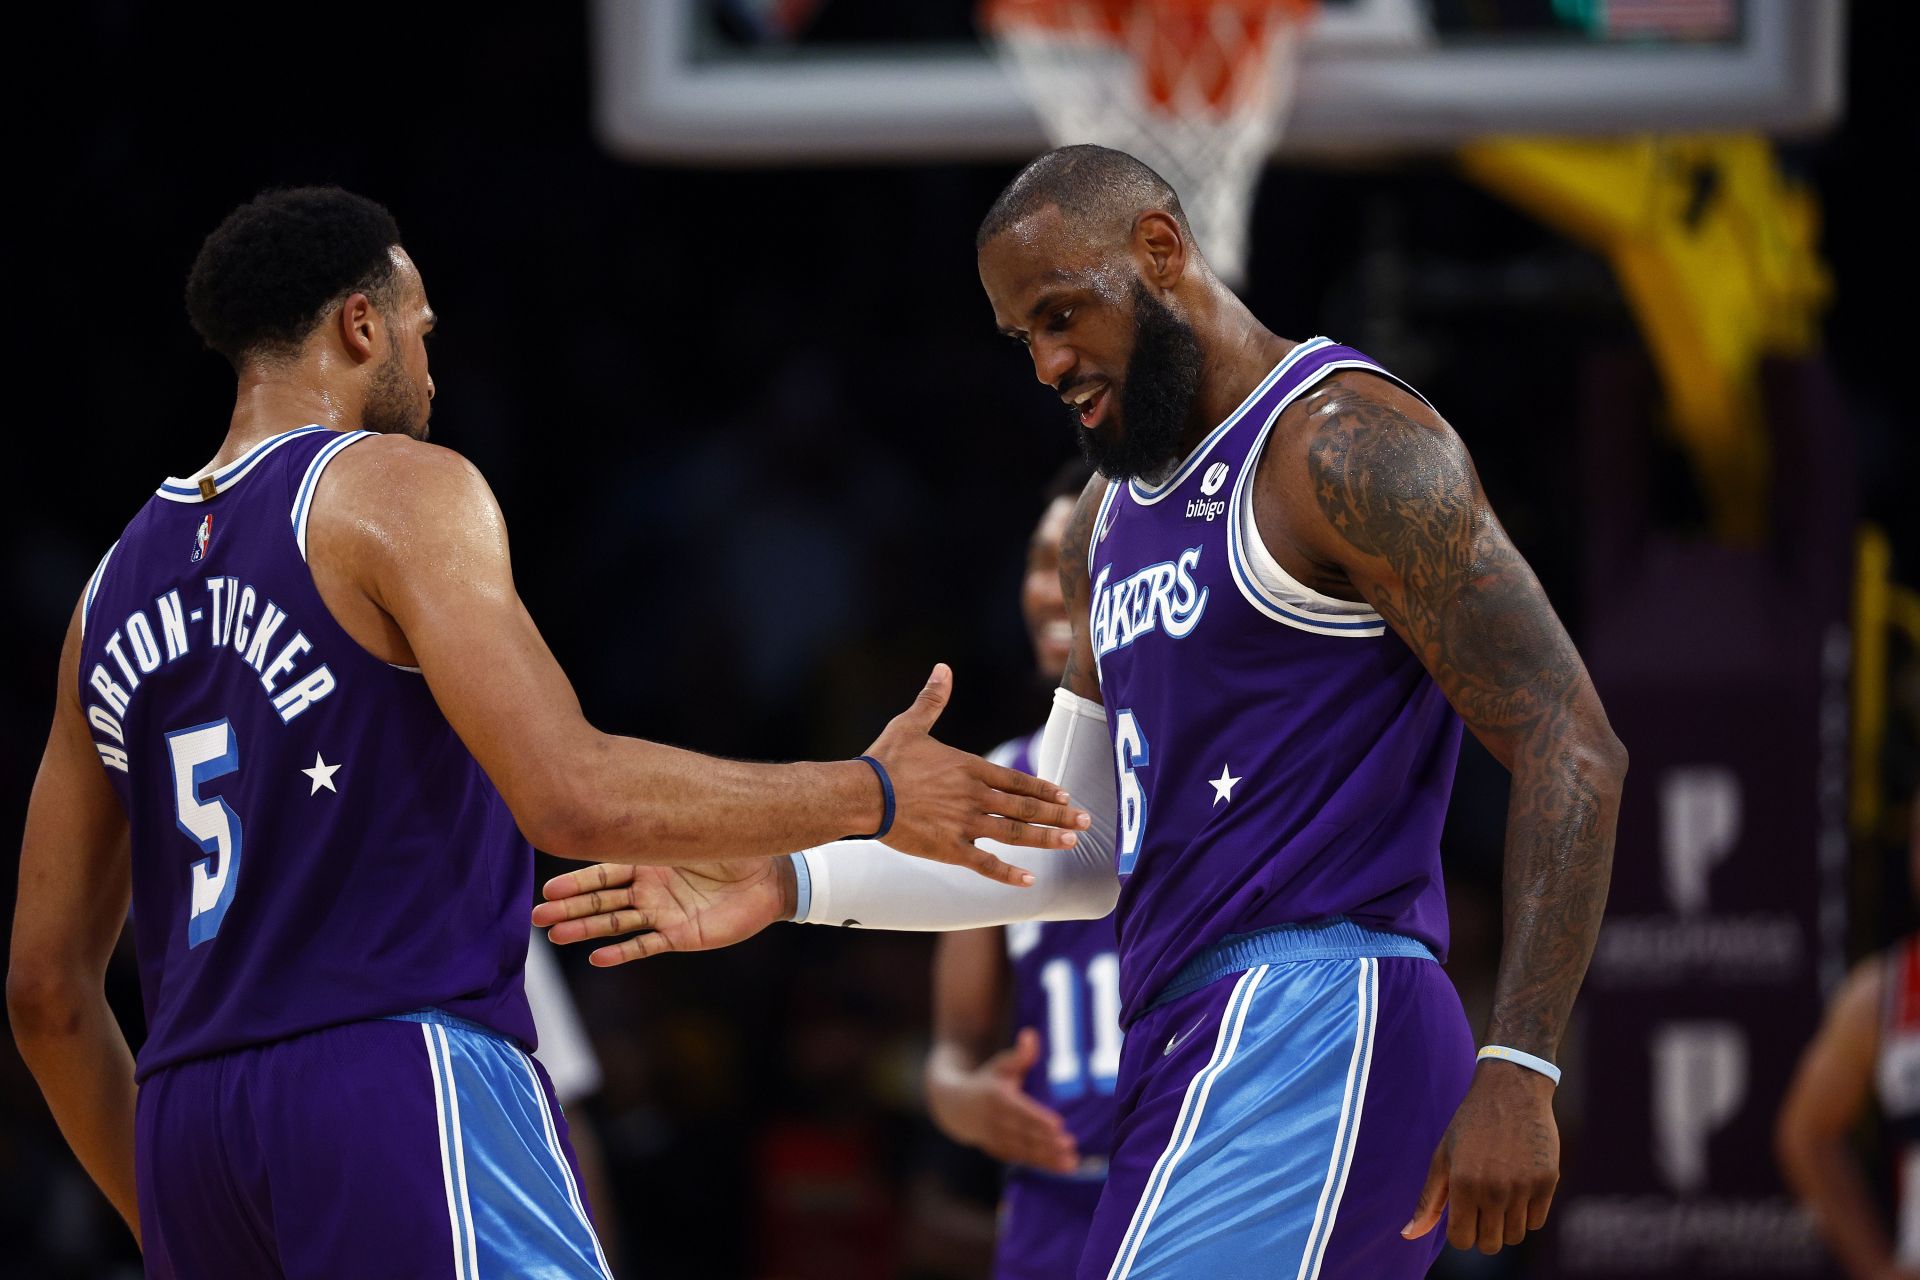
[[335, 292, 381, 364], [1133, 211, 1188, 289]]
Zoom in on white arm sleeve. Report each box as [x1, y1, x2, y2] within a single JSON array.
[[792, 688, 1119, 930]]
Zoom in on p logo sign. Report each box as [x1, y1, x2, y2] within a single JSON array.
[[1651, 1022, 1747, 1193], [1659, 766, 1741, 916]]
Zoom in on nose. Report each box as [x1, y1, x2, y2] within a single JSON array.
[[1031, 337, 1075, 391], [426, 376, 436, 401]]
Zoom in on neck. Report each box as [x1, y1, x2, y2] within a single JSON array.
[[1145, 278, 1291, 484], [203, 357, 362, 474]]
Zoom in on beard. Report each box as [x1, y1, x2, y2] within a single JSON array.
[[1074, 280, 1204, 481], [362, 331, 431, 440]]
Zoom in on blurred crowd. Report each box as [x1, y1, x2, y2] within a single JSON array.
[[4, 3, 1912, 1278]]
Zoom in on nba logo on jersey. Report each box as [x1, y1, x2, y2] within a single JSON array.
[[190, 514, 212, 563]]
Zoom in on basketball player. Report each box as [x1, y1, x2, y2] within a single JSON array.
[[537, 145, 1627, 1276], [925, 458, 1123, 1280], [1777, 800, 1920, 1278], [5, 186, 1085, 1279]]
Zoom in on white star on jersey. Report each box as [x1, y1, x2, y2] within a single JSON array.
[[1209, 764, 1241, 806], [303, 753, 341, 795]]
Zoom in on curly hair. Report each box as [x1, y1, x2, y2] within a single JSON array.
[[185, 187, 402, 367]]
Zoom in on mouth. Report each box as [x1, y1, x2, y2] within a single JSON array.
[[1062, 381, 1111, 431], [1041, 619, 1073, 650]]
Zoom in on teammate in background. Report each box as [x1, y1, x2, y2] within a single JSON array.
[[1777, 798, 1920, 1279], [5, 187, 1085, 1279], [539, 145, 1626, 1277], [925, 458, 1122, 1280]]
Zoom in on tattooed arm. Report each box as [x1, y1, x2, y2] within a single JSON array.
[[1057, 473, 1111, 705], [1266, 370, 1627, 1256]]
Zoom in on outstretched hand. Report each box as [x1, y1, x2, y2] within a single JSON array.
[[864, 664, 1088, 885], [927, 1027, 1081, 1175], [532, 860, 787, 967], [1403, 1062, 1560, 1255]]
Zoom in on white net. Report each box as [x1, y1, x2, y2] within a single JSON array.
[[982, 0, 1314, 286]]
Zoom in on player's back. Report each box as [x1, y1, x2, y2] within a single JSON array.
[[78, 425, 536, 1079]]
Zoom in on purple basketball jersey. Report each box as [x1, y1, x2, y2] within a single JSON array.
[[78, 426, 536, 1079], [1087, 338, 1464, 1026]]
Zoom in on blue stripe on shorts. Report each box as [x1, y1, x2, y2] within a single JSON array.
[[396, 1009, 612, 1279], [1105, 957, 1382, 1280]]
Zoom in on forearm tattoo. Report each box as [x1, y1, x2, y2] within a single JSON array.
[[1057, 479, 1106, 696], [1306, 389, 1623, 1057]]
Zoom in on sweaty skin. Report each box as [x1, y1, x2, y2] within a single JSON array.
[[8, 242, 1086, 1245], [536, 184, 1627, 1259], [988, 204, 1626, 1258]]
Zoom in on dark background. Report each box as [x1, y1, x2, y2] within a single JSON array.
[[3, 3, 1912, 1277]]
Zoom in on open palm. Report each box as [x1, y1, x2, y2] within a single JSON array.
[[532, 860, 786, 966]]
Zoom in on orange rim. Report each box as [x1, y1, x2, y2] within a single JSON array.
[[980, 0, 1319, 113]]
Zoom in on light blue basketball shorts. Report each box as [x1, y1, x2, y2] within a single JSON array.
[[1076, 921, 1475, 1279]]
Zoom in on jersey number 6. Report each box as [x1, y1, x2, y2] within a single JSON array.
[[166, 718, 244, 947], [1114, 709, 1148, 875]]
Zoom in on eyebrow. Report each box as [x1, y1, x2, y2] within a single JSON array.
[[995, 280, 1079, 337]]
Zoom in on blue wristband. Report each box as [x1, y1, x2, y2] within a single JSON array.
[[1477, 1045, 1562, 1086], [849, 755, 895, 841], [788, 853, 813, 922]]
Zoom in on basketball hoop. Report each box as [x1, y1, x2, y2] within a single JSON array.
[[979, 0, 1318, 287]]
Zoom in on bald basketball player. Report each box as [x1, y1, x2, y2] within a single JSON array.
[[539, 145, 1626, 1278], [7, 186, 1085, 1280]]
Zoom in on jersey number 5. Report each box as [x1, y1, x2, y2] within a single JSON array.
[[166, 719, 244, 947]]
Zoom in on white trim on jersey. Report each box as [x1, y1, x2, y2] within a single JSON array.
[[291, 430, 374, 560], [154, 425, 330, 504], [1126, 338, 1334, 507], [1225, 356, 1437, 638]]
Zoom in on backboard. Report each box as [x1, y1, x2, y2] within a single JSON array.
[[592, 0, 1845, 163]]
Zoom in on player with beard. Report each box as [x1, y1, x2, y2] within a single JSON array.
[[537, 145, 1627, 1277], [923, 457, 1125, 1280], [7, 186, 1087, 1280]]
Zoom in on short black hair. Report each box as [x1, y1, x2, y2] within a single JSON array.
[[977, 144, 1190, 252], [185, 186, 402, 367]]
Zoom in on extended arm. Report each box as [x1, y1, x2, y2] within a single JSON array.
[[533, 693, 1120, 963], [1283, 372, 1626, 1253], [1777, 959, 1912, 1280], [534, 478, 1122, 958], [307, 437, 1083, 878], [7, 603, 140, 1242], [926, 929, 1079, 1173]]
